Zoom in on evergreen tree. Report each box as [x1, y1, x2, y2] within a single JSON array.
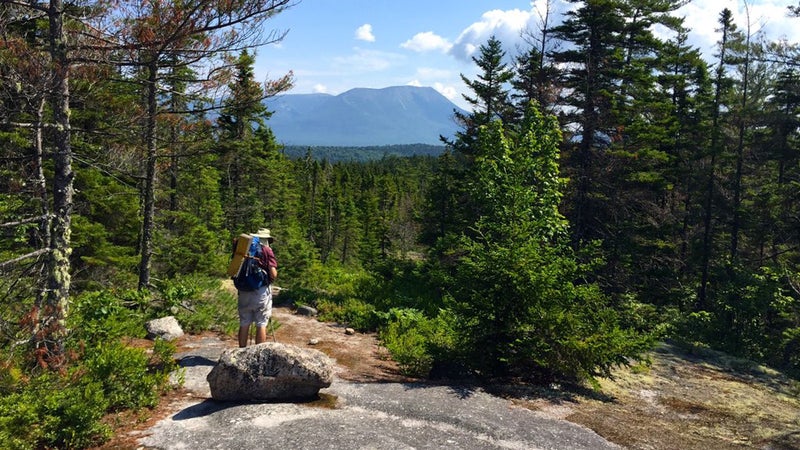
[[450, 35, 514, 155], [697, 8, 738, 310], [424, 36, 514, 248], [550, 0, 627, 244], [217, 50, 293, 235], [513, 0, 560, 117], [445, 102, 651, 380]]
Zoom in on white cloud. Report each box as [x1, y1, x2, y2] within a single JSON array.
[[355, 24, 376, 42], [401, 31, 453, 52], [450, 9, 535, 60], [673, 0, 800, 62], [433, 82, 459, 103], [313, 84, 328, 93], [406, 79, 423, 87]]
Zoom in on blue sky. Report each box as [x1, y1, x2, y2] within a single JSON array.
[[254, 0, 800, 111]]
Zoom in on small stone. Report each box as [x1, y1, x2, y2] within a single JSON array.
[[309, 338, 320, 345], [297, 305, 319, 316], [345, 328, 355, 335], [145, 316, 184, 341]]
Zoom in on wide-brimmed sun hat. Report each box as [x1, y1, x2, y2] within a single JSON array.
[[253, 228, 275, 242]]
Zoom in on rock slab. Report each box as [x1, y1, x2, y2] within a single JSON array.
[[207, 342, 334, 402]]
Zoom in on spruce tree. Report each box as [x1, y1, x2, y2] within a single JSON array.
[[550, 0, 627, 244], [451, 35, 514, 156], [445, 102, 651, 380]]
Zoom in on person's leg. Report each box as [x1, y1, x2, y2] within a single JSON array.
[[238, 324, 250, 347], [253, 285, 273, 344], [238, 289, 263, 347], [254, 325, 267, 344]]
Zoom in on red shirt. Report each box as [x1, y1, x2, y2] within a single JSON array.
[[258, 244, 277, 271]]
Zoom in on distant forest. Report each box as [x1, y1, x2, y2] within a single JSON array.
[[2, 2, 800, 448], [282, 144, 445, 162]]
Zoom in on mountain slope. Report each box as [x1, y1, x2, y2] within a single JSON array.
[[265, 86, 465, 146]]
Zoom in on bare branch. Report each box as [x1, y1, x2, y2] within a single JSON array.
[[0, 215, 52, 229], [0, 249, 50, 270]]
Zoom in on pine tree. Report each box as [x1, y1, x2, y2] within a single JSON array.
[[450, 35, 514, 156], [550, 0, 627, 244], [445, 102, 651, 380]]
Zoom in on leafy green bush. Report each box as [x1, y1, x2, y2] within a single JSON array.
[[446, 239, 653, 381], [68, 290, 146, 342], [317, 297, 378, 331], [81, 341, 173, 410], [154, 276, 239, 334], [378, 308, 456, 377], [0, 375, 110, 450]]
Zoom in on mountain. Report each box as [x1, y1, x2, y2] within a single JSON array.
[[265, 86, 465, 147]]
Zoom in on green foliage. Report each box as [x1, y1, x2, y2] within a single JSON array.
[[153, 276, 239, 334], [436, 103, 653, 381], [156, 211, 228, 278], [80, 341, 171, 410], [0, 336, 176, 450], [71, 167, 140, 290], [378, 308, 457, 377], [674, 264, 800, 376], [317, 297, 378, 331], [0, 375, 110, 450], [68, 290, 146, 342], [449, 238, 652, 381]]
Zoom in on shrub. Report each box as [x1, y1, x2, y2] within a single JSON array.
[[317, 297, 378, 331], [68, 290, 146, 342], [0, 375, 110, 450], [155, 276, 239, 334], [81, 340, 175, 411], [379, 308, 456, 377]]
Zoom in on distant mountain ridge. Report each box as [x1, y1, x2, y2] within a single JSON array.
[[265, 86, 465, 147]]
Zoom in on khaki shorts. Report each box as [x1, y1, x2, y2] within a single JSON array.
[[237, 285, 272, 327]]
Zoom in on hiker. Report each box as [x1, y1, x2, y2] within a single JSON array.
[[234, 228, 278, 347]]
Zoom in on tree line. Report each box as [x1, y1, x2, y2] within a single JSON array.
[[420, 1, 800, 376]]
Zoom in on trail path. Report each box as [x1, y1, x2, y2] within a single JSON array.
[[100, 304, 800, 450], [124, 306, 620, 450]]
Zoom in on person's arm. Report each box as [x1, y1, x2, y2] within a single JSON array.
[[261, 245, 278, 282], [269, 266, 278, 282]]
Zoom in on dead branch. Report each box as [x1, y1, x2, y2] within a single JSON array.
[[0, 249, 50, 270]]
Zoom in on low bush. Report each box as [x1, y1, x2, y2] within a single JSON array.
[[317, 297, 378, 331], [156, 277, 239, 334], [378, 308, 457, 377], [81, 340, 175, 411], [0, 374, 110, 450], [68, 290, 146, 342]]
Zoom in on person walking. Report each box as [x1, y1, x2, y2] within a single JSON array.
[[234, 228, 278, 347]]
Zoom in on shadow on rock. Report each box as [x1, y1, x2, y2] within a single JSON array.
[[172, 400, 235, 420], [178, 355, 218, 367]]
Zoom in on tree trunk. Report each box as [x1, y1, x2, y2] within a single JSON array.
[[698, 11, 732, 311], [42, 0, 73, 364], [31, 96, 51, 342], [138, 60, 158, 290]]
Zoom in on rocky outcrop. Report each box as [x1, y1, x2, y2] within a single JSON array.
[[145, 316, 184, 341], [207, 342, 334, 402]]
